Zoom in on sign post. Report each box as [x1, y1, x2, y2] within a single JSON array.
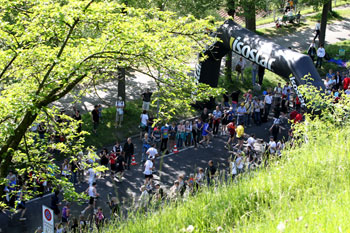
[[42, 205, 54, 233]]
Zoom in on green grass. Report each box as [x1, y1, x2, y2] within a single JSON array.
[[81, 100, 142, 149], [255, 1, 350, 26], [316, 40, 350, 76], [218, 68, 286, 97], [102, 117, 350, 232]]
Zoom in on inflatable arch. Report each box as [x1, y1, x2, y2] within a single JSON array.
[[195, 19, 325, 107]]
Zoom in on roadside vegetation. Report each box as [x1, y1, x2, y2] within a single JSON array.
[[101, 84, 350, 233]]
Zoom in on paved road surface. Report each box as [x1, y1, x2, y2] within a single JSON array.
[[0, 114, 289, 233]]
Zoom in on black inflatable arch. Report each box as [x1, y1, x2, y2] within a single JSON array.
[[195, 19, 325, 107]]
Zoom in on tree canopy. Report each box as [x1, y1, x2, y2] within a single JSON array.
[[0, 0, 221, 205]]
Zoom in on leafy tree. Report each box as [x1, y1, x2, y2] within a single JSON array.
[[299, 0, 332, 46], [0, 0, 219, 205]]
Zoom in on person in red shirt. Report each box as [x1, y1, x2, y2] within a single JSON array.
[[109, 152, 117, 177], [290, 110, 298, 122], [294, 95, 301, 112], [343, 76, 350, 90], [295, 113, 303, 123], [225, 122, 236, 150]]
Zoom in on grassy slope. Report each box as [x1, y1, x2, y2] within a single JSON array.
[[104, 121, 350, 232]]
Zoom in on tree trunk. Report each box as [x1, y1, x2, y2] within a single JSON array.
[[329, 0, 332, 12], [225, 52, 233, 82], [319, 0, 330, 47], [118, 68, 126, 101], [245, 4, 256, 31]]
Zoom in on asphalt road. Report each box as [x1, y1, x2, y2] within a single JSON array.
[[0, 114, 289, 233]]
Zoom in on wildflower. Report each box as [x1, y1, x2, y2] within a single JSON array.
[[186, 225, 194, 232], [277, 222, 286, 232], [217, 226, 223, 232]]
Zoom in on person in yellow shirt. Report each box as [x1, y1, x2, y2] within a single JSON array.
[[236, 124, 244, 150]]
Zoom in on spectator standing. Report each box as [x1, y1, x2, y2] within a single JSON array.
[[212, 106, 222, 136], [307, 41, 317, 62], [201, 107, 209, 122], [226, 121, 236, 149], [184, 121, 193, 147], [235, 57, 246, 81], [95, 207, 105, 231], [251, 63, 258, 86], [50, 190, 61, 219], [334, 71, 342, 90], [236, 103, 246, 126], [258, 65, 265, 86], [139, 185, 150, 210], [230, 90, 240, 113], [206, 160, 217, 185], [269, 118, 285, 142], [72, 110, 82, 133], [123, 137, 134, 170], [196, 118, 203, 143], [160, 123, 169, 153], [141, 89, 153, 111], [152, 126, 161, 149], [192, 121, 198, 148], [91, 105, 99, 134], [274, 83, 283, 106], [264, 92, 273, 121], [253, 98, 261, 125], [245, 99, 253, 127], [140, 110, 149, 139], [195, 168, 205, 190], [177, 121, 185, 149], [61, 203, 70, 226], [223, 92, 230, 108], [115, 96, 125, 128], [236, 152, 244, 174], [316, 44, 325, 68], [168, 122, 177, 152], [313, 20, 320, 41], [343, 73, 350, 90]]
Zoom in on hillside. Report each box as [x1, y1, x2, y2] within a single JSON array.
[[103, 109, 350, 232]]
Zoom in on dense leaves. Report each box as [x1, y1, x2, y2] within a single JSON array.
[[0, 0, 221, 205]]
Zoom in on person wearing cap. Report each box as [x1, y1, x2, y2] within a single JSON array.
[[115, 96, 125, 128], [236, 103, 246, 126], [235, 124, 244, 150], [153, 183, 165, 202]]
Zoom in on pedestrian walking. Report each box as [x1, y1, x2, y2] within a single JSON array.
[[313, 20, 320, 41], [307, 41, 317, 62], [91, 105, 99, 134]]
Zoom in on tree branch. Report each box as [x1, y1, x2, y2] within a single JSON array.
[[0, 53, 18, 80]]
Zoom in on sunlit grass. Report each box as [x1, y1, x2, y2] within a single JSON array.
[[102, 115, 350, 232]]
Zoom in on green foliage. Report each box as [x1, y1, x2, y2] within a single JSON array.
[[103, 85, 350, 233], [315, 40, 350, 76], [0, 0, 221, 205], [82, 100, 142, 149]]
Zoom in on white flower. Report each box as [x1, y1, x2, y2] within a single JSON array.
[[186, 225, 194, 232], [277, 222, 286, 232], [217, 226, 223, 232]]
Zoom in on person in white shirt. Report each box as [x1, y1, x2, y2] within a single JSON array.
[[139, 185, 150, 209], [264, 92, 273, 120], [115, 96, 125, 128], [316, 44, 325, 68], [146, 144, 158, 160], [314, 20, 320, 41], [235, 152, 244, 174], [268, 136, 277, 155], [247, 134, 256, 150], [345, 87, 350, 95], [235, 57, 246, 81], [143, 158, 154, 184], [140, 110, 149, 138], [274, 83, 283, 106], [81, 182, 99, 214], [88, 167, 96, 187]]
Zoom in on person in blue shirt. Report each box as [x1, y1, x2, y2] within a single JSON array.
[[199, 120, 211, 148], [212, 106, 222, 135], [160, 124, 169, 153]]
